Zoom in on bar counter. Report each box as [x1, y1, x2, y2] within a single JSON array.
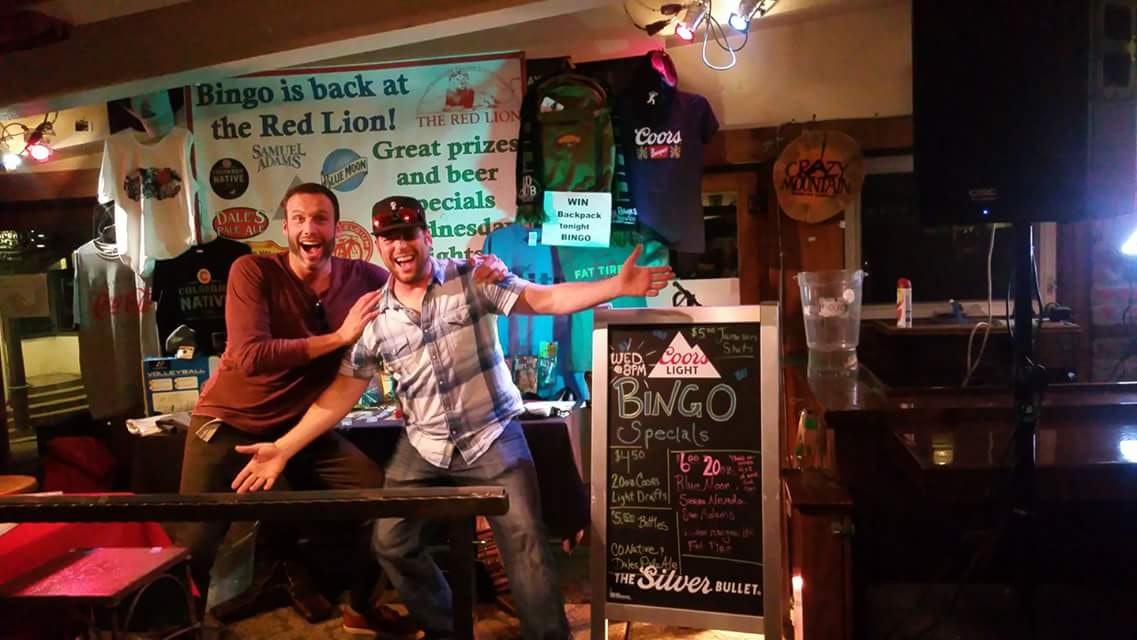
[[784, 360, 1137, 640]]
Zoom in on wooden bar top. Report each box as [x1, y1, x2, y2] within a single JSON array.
[[803, 361, 1137, 416], [800, 359, 1137, 476], [865, 318, 1081, 337]]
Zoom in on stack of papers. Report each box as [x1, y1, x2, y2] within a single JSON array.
[[126, 411, 191, 437]]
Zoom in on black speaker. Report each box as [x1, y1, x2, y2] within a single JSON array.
[[914, 0, 1137, 225]]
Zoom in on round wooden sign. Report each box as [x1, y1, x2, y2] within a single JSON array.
[[773, 130, 865, 223]]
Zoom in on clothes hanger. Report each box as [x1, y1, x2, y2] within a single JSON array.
[[93, 208, 123, 260], [125, 91, 176, 142], [97, 219, 115, 243]]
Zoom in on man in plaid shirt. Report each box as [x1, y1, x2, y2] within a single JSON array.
[[231, 195, 674, 639]]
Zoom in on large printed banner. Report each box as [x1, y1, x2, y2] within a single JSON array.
[[188, 54, 524, 263]]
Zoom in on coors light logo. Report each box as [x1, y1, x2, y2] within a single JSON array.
[[634, 127, 682, 160], [648, 333, 720, 379]]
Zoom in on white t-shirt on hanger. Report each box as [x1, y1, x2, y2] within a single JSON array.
[[98, 127, 198, 276]]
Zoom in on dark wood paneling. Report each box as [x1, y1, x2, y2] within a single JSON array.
[[1057, 221, 1095, 380], [0, 169, 98, 202], [786, 470, 854, 640]]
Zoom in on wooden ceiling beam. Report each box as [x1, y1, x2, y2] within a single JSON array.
[[0, 0, 611, 120]]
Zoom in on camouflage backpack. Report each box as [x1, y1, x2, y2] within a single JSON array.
[[515, 72, 634, 227]]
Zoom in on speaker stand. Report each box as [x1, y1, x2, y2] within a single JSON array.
[[1009, 221, 1046, 639]]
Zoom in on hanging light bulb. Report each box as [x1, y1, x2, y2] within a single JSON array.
[[729, 0, 778, 32], [1, 144, 21, 170], [22, 120, 54, 162], [1122, 227, 1137, 257], [26, 143, 51, 161], [729, 0, 758, 31], [675, 1, 708, 41]]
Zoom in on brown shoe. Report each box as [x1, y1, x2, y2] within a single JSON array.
[[341, 603, 420, 638]]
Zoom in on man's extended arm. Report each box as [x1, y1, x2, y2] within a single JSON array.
[[230, 373, 368, 493], [511, 244, 674, 316]]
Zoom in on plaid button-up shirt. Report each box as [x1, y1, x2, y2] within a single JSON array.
[[340, 258, 527, 468]]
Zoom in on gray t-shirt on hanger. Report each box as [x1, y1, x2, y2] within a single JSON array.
[[73, 240, 160, 419]]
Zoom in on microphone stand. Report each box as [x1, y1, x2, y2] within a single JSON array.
[[671, 281, 701, 307], [1010, 221, 1045, 639]]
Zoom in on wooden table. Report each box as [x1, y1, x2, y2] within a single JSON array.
[[0, 475, 38, 495], [0, 520, 175, 639], [1, 546, 198, 640], [858, 319, 1082, 387]]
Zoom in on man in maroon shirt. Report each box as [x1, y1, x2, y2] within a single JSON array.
[[178, 182, 502, 633]]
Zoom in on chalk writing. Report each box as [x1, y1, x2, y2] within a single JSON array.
[[605, 323, 765, 618]]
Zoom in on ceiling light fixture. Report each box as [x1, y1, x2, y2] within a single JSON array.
[[23, 120, 53, 161], [0, 115, 56, 169], [729, 0, 778, 32], [675, 1, 709, 41], [624, 2, 688, 37]]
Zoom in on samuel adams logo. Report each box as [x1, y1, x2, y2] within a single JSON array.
[[251, 143, 306, 172], [213, 207, 269, 240], [334, 221, 374, 262], [320, 149, 368, 192]]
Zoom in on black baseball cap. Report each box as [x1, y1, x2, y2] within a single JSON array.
[[372, 196, 427, 236]]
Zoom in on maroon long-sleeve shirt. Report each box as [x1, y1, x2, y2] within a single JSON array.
[[194, 252, 388, 434]]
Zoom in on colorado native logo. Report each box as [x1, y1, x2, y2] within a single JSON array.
[[648, 333, 720, 379]]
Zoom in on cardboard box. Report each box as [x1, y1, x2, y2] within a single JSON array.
[[143, 356, 219, 415]]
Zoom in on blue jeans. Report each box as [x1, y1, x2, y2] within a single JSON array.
[[373, 421, 570, 639]]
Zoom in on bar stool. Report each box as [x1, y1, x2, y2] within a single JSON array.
[[0, 475, 37, 495]]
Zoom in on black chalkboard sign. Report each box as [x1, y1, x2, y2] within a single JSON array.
[[591, 306, 780, 637]]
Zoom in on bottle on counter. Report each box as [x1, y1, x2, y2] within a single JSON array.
[[796, 409, 825, 470], [896, 277, 913, 328]]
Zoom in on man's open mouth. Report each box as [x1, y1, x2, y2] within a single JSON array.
[[300, 241, 323, 257]]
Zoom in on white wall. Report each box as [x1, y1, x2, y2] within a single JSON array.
[[21, 335, 81, 378], [669, 0, 911, 129]]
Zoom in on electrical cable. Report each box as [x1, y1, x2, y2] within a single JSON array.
[[623, 0, 675, 34], [697, 0, 750, 71], [963, 227, 998, 386], [893, 228, 1051, 638], [0, 122, 30, 144], [1108, 279, 1135, 381]]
